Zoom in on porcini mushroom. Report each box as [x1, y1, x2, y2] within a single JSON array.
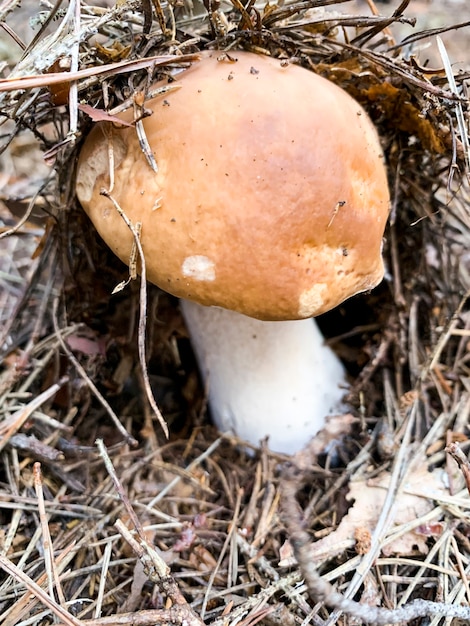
[[76, 51, 390, 454]]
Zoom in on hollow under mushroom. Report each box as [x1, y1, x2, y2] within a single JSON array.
[[76, 50, 390, 454]]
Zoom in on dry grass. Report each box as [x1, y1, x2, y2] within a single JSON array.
[[0, 0, 470, 624]]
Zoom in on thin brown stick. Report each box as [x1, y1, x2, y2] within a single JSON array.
[[0, 53, 200, 92], [96, 440, 206, 625], [54, 607, 207, 626], [100, 189, 169, 438], [33, 463, 67, 607], [0, 376, 68, 453], [0, 554, 85, 626]]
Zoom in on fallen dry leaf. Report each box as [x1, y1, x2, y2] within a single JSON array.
[[280, 465, 449, 566], [78, 103, 134, 127]]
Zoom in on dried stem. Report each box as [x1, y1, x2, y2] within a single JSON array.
[[100, 189, 169, 438], [97, 440, 207, 626]]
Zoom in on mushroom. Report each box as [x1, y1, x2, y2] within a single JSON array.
[[76, 51, 390, 454]]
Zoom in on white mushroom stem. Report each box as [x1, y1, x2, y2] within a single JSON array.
[[180, 299, 348, 455]]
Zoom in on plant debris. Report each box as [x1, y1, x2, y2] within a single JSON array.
[[1, 0, 470, 625]]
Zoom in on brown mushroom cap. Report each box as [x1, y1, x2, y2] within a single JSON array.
[[76, 51, 390, 321]]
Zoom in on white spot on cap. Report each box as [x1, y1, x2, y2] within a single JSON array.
[[182, 255, 216, 281], [298, 283, 327, 317]]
